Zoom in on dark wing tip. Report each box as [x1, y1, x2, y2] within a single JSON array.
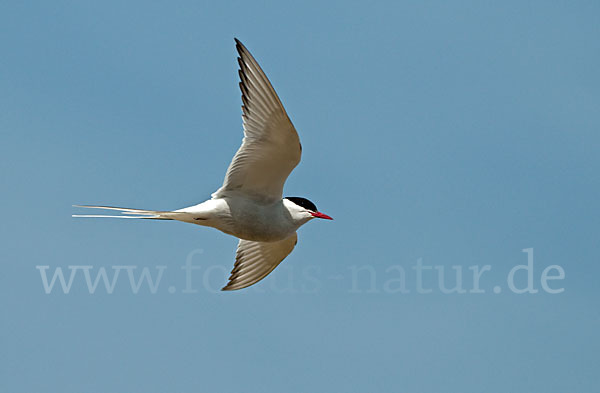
[[234, 38, 247, 55], [221, 280, 248, 291], [221, 259, 243, 291]]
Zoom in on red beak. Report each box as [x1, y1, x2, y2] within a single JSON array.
[[310, 211, 333, 220]]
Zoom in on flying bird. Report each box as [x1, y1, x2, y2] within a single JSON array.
[[74, 38, 332, 291]]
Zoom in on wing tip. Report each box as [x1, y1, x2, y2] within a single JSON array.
[[221, 283, 241, 291], [234, 38, 246, 54]]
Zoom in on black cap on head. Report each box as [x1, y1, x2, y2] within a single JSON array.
[[285, 197, 318, 212]]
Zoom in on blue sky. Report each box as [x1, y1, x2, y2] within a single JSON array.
[[2, 1, 599, 392]]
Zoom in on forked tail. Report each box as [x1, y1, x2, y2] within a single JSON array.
[[72, 205, 183, 220]]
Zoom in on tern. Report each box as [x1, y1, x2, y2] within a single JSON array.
[[74, 39, 332, 291]]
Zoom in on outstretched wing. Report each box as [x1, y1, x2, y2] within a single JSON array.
[[222, 233, 298, 291], [212, 39, 301, 203]]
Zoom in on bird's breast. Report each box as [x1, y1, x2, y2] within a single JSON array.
[[217, 198, 296, 242]]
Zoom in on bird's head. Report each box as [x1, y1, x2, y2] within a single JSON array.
[[284, 197, 333, 222]]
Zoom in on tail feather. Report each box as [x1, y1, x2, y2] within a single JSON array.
[[72, 214, 167, 219], [73, 205, 161, 214], [72, 205, 179, 220]]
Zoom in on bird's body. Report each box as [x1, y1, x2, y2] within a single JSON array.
[[74, 39, 331, 291], [174, 197, 310, 242]]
